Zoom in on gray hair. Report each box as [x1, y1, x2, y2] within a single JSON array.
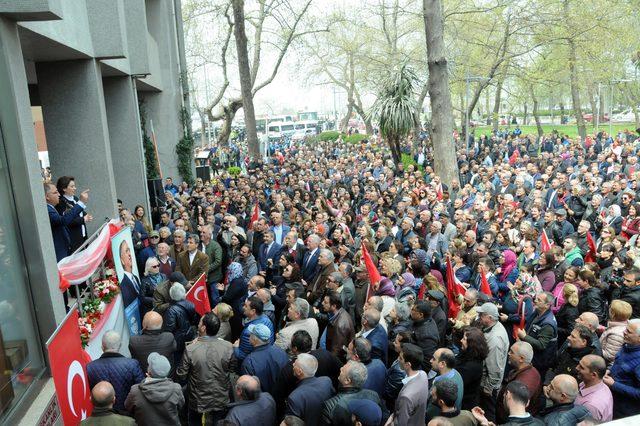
[[295, 353, 318, 378], [144, 256, 159, 276], [174, 229, 186, 238], [465, 288, 478, 302], [169, 283, 186, 301], [512, 341, 534, 364], [159, 226, 171, 235], [187, 234, 200, 245], [308, 234, 321, 245], [292, 298, 310, 319], [320, 249, 334, 262], [329, 272, 344, 285], [102, 330, 121, 352], [344, 360, 368, 387], [394, 302, 411, 321], [367, 296, 384, 312], [362, 309, 381, 328], [630, 318, 640, 335]]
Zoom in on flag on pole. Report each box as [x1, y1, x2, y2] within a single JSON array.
[[513, 297, 529, 340], [540, 229, 553, 253], [585, 231, 597, 263], [247, 202, 260, 230], [445, 258, 466, 318], [361, 241, 381, 300], [479, 267, 492, 297], [186, 274, 211, 316]]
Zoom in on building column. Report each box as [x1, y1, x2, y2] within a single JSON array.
[[103, 76, 151, 215], [36, 59, 119, 232]]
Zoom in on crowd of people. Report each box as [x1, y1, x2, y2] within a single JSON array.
[[51, 127, 640, 426]]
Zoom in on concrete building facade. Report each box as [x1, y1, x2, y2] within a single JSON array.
[[0, 0, 187, 423]]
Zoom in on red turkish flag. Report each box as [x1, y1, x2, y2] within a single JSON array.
[[513, 296, 529, 340], [479, 267, 492, 297], [446, 258, 466, 318], [186, 273, 211, 316], [585, 232, 597, 263], [46, 309, 92, 425], [361, 241, 381, 300], [540, 229, 553, 253], [247, 202, 260, 230]]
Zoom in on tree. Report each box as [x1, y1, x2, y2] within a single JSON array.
[[368, 64, 417, 166], [423, 0, 458, 186], [231, 0, 259, 159]]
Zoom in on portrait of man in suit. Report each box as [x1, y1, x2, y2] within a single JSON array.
[[118, 239, 142, 307]]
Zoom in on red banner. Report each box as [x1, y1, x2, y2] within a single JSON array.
[[186, 273, 211, 316], [46, 309, 92, 425], [361, 241, 381, 300], [446, 258, 466, 318], [479, 267, 492, 297]]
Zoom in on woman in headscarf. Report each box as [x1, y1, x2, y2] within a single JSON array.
[[499, 268, 538, 343], [495, 249, 519, 300], [605, 204, 623, 235], [374, 277, 396, 319], [395, 272, 416, 304], [220, 262, 247, 339]]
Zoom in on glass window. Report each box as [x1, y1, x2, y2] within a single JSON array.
[[0, 123, 45, 420]]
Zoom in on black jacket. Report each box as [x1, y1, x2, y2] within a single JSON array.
[[321, 387, 384, 426], [163, 300, 199, 353], [555, 303, 579, 346], [577, 287, 607, 324], [412, 318, 440, 370], [456, 353, 483, 410], [128, 329, 177, 375], [612, 285, 640, 319]]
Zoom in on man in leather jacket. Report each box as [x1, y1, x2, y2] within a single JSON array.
[[321, 291, 354, 362]]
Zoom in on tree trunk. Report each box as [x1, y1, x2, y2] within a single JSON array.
[[599, 90, 606, 122], [389, 136, 402, 165], [485, 92, 491, 125], [588, 88, 597, 118], [492, 81, 503, 133], [568, 38, 586, 140], [423, 0, 458, 186], [560, 102, 565, 124], [523, 102, 528, 125], [414, 83, 429, 137], [340, 102, 353, 133], [215, 100, 242, 146], [232, 0, 260, 160], [530, 86, 544, 137]]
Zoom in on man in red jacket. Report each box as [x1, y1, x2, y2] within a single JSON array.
[[496, 341, 542, 423]]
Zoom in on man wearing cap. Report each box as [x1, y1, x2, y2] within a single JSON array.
[[476, 302, 509, 422], [550, 209, 575, 246], [347, 399, 383, 426], [124, 352, 184, 425], [138, 230, 160, 272], [517, 291, 558, 380], [240, 323, 289, 395], [426, 290, 447, 344]]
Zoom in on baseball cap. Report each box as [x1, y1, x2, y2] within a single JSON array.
[[427, 290, 445, 301], [475, 302, 499, 319], [149, 230, 160, 238], [347, 399, 382, 426], [247, 323, 271, 342], [147, 352, 171, 378], [555, 208, 567, 217]]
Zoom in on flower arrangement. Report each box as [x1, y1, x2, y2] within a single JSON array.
[[93, 274, 120, 304], [78, 316, 94, 347]]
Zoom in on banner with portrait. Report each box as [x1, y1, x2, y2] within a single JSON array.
[[110, 227, 141, 336]]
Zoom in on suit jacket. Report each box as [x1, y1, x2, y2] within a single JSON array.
[[364, 324, 388, 365], [271, 224, 291, 245], [301, 249, 321, 283], [393, 370, 430, 426], [120, 273, 141, 307], [286, 376, 335, 426], [258, 242, 283, 271], [376, 236, 393, 253], [176, 250, 210, 283], [56, 196, 87, 252], [48, 203, 84, 261], [128, 329, 177, 374], [286, 243, 306, 266], [545, 189, 563, 210]]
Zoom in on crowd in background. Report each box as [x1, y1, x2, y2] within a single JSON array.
[[52, 127, 640, 426]]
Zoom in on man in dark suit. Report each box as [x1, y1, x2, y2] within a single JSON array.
[[176, 234, 210, 288], [45, 182, 89, 261], [301, 234, 321, 284], [283, 231, 306, 266], [286, 353, 335, 426], [128, 311, 177, 374], [359, 309, 388, 365], [119, 239, 142, 307], [258, 231, 282, 272], [270, 211, 291, 245], [545, 178, 563, 211]]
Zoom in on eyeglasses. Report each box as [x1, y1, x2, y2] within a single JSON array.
[[150, 235, 160, 239], [151, 264, 160, 268]]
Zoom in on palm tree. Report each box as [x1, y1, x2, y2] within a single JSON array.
[[368, 64, 418, 166]]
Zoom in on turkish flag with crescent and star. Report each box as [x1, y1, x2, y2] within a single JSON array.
[[46, 308, 92, 425], [186, 273, 212, 316]]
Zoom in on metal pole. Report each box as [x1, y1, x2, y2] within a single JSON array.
[[465, 72, 470, 152], [595, 83, 600, 132], [609, 83, 613, 138]]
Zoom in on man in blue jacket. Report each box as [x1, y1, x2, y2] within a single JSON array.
[[45, 182, 89, 261], [359, 309, 388, 365], [604, 318, 640, 419], [286, 353, 335, 426], [240, 323, 288, 395], [234, 296, 274, 362]]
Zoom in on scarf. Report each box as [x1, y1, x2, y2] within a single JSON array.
[[501, 249, 517, 282], [227, 262, 243, 282]]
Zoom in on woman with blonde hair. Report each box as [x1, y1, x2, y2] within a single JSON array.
[[213, 302, 234, 342], [600, 299, 633, 365], [555, 283, 580, 346]]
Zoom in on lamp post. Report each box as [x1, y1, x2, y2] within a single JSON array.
[[464, 73, 489, 152], [610, 79, 632, 137]]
